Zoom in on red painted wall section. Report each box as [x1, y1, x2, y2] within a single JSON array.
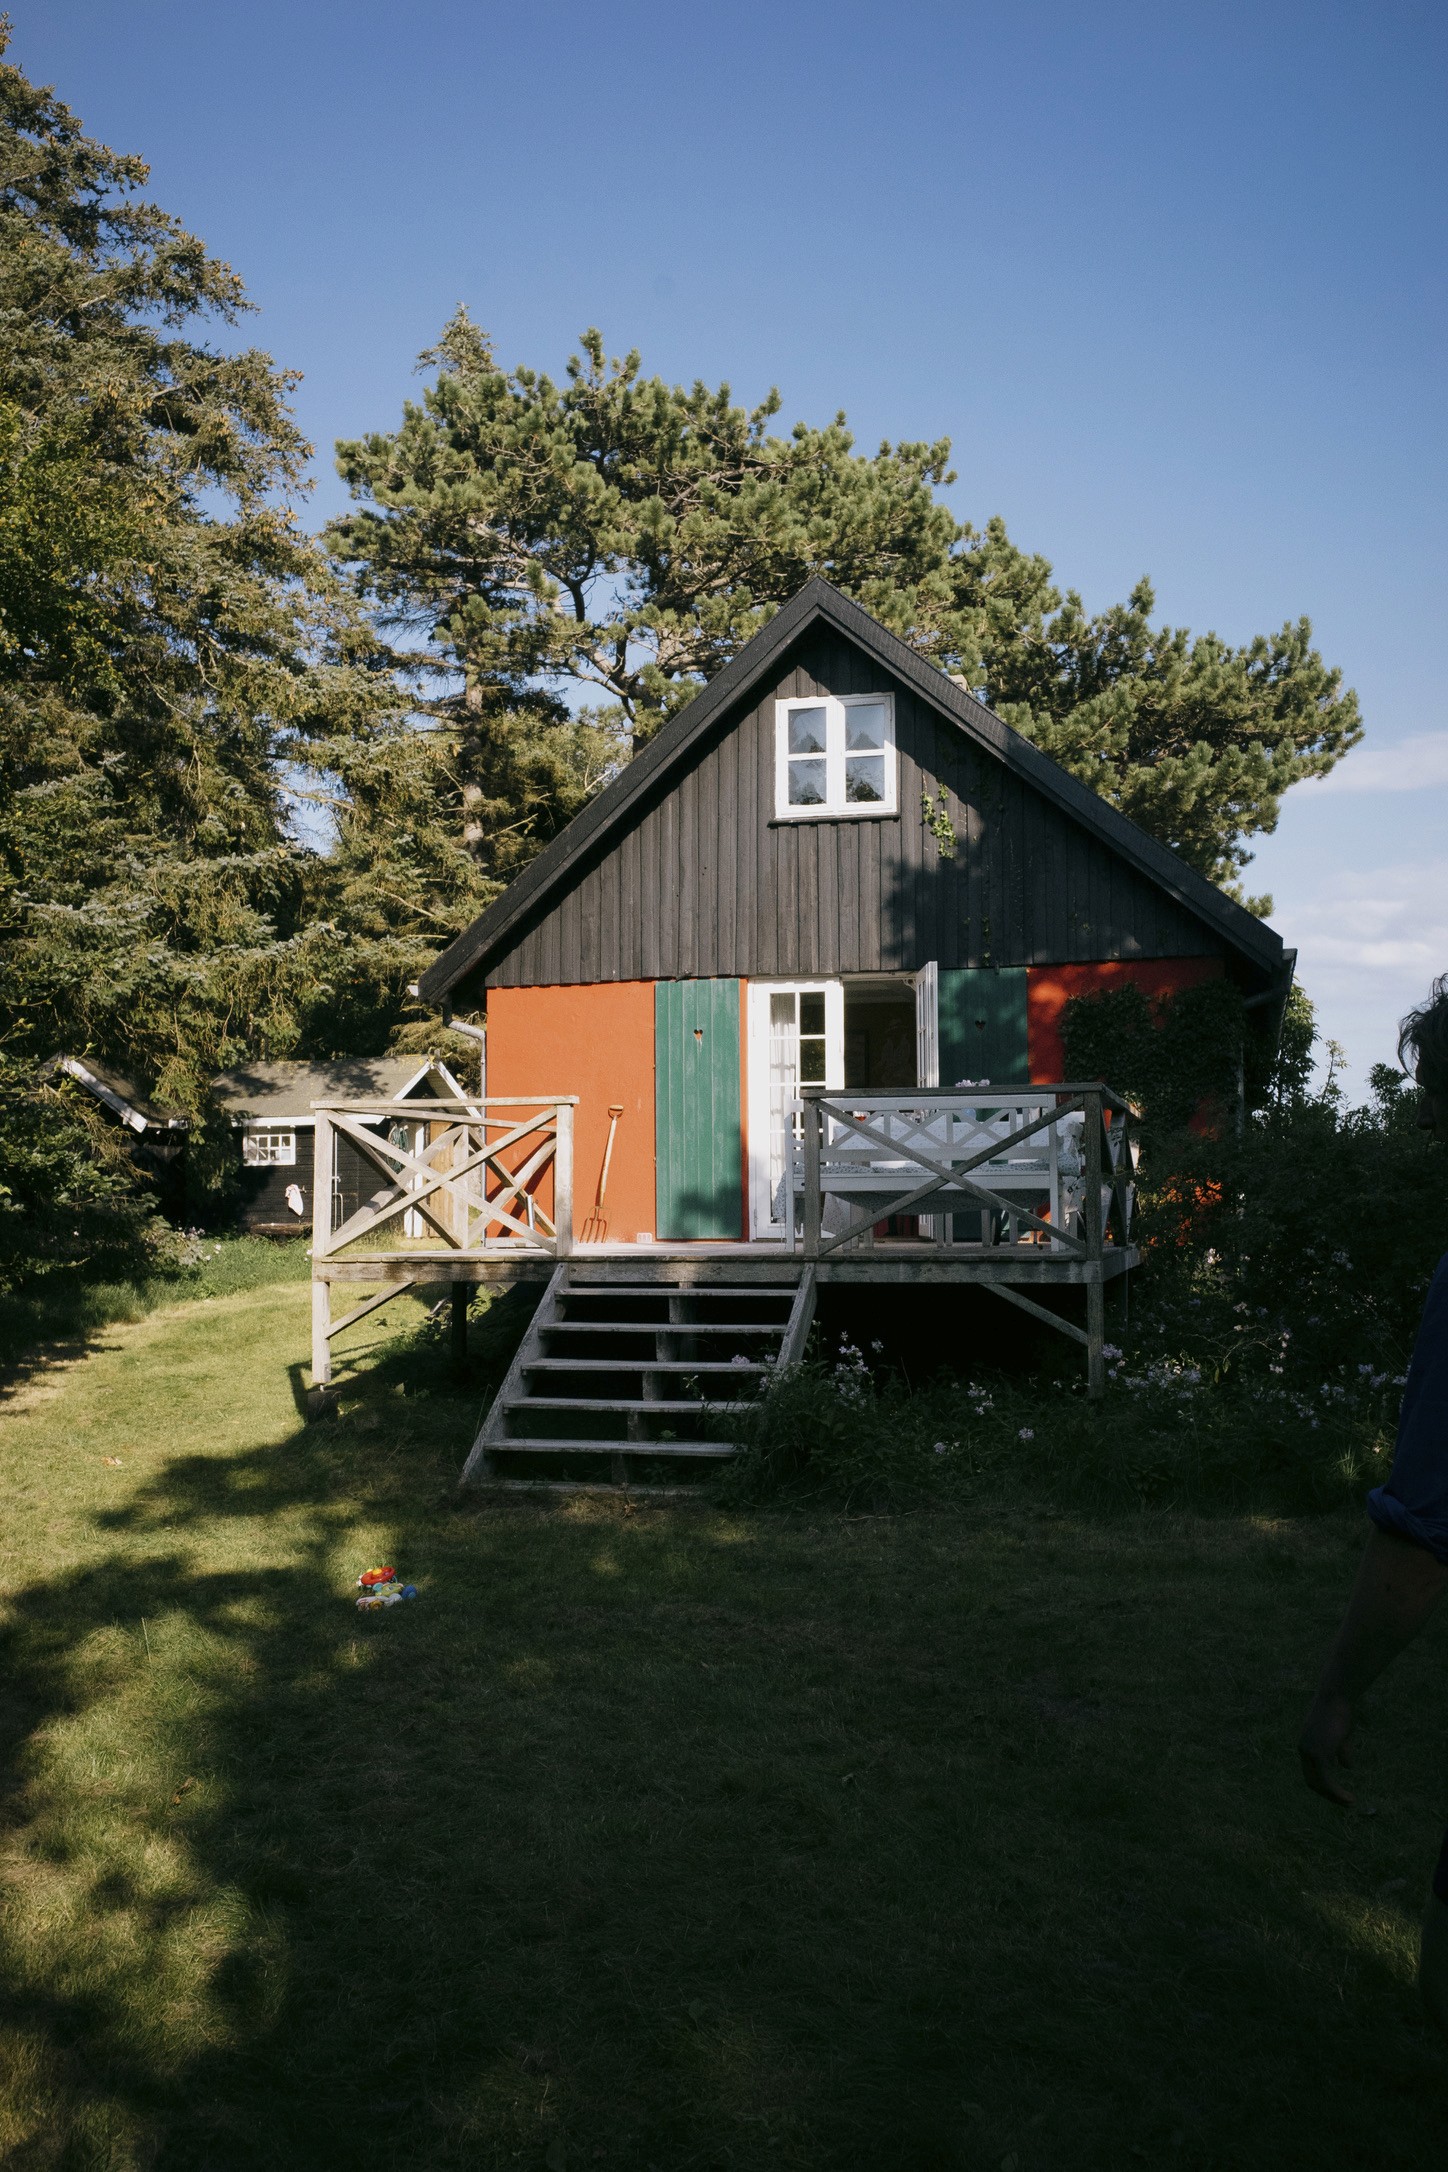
[[1027, 958, 1225, 1083], [486, 983, 657, 1243]]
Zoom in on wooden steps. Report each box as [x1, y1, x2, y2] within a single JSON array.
[[459, 1262, 816, 1488]]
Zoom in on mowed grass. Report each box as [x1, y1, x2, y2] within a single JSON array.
[[1, 1274, 1447, 2170]]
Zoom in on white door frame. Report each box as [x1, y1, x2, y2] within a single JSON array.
[[746, 980, 844, 1240]]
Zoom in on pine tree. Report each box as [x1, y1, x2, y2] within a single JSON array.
[[0, 28, 410, 1112], [331, 315, 1362, 899]]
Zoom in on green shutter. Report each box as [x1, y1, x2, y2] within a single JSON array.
[[938, 968, 1029, 1087], [655, 980, 743, 1239]]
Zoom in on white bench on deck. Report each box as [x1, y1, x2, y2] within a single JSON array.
[[790, 1093, 1097, 1249]]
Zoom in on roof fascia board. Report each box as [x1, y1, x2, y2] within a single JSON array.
[[57, 1055, 186, 1132], [397, 1058, 467, 1100], [419, 576, 1281, 996]]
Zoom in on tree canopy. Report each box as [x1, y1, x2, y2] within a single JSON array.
[[0, 15, 1367, 1260], [330, 311, 1362, 897], [0, 26, 452, 1124]]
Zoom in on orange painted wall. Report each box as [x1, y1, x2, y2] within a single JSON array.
[[1027, 958, 1225, 1082], [486, 983, 657, 1242]]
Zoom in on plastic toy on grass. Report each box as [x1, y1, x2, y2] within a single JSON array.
[[355, 1566, 418, 1611]]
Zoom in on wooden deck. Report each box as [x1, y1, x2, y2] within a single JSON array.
[[307, 1085, 1139, 1469]]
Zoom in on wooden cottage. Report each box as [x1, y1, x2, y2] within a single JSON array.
[[311, 580, 1292, 1478], [212, 1058, 465, 1235]]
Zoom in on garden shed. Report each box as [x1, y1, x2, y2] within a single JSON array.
[[211, 1057, 465, 1235]]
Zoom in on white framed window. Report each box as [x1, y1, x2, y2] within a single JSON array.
[[242, 1127, 296, 1167], [774, 694, 896, 819]]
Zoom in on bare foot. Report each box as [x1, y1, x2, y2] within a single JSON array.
[[1298, 1692, 1355, 1806]]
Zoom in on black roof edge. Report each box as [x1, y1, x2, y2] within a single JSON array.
[[418, 577, 1284, 1003]]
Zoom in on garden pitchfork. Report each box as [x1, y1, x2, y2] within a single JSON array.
[[581, 1106, 624, 1242]]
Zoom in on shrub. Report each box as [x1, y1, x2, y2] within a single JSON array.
[[718, 1330, 1395, 1518]]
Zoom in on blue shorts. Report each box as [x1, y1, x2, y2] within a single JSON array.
[[1367, 1254, 1448, 1561]]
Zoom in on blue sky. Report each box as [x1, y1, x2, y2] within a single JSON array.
[[22, 1, 1447, 1089]]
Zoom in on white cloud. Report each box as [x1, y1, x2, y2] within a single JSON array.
[[1299, 730, 1448, 795], [1276, 858, 1448, 1073]]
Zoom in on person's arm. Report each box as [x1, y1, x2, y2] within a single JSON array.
[[1299, 1526, 1448, 1804]]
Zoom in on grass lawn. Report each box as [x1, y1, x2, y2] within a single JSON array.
[[1, 1267, 1446, 2170]]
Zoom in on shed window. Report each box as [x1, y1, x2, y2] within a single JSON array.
[[242, 1128, 296, 1166], [775, 696, 896, 818]]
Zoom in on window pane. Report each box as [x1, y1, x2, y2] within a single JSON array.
[[845, 701, 887, 750], [787, 706, 827, 755], [787, 757, 827, 805], [770, 992, 796, 1027], [799, 992, 826, 1035], [799, 1036, 826, 1083], [845, 754, 886, 803]]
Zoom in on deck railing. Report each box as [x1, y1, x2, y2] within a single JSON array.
[[791, 1085, 1136, 1263], [310, 1096, 578, 1263]]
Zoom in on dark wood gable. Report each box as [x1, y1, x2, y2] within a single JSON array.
[[472, 622, 1226, 994], [421, 579, 1285, 1009]]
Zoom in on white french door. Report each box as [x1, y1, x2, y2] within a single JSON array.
[[914, 960, 939, 1089], [747, 981, 844, 1239]]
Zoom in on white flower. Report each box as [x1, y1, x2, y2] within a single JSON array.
[[1018, 1426, 1035, 1441]]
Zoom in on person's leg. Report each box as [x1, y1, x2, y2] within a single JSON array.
[[1420, 1831, 1448, 2039]]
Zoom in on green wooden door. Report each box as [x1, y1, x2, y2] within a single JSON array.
[[655, 979, 743, 1239], [938, 968, 1029, 1086]]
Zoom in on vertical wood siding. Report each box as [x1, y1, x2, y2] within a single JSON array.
[[481, 627, 1225, 988], [486, 983, 657, 1244]]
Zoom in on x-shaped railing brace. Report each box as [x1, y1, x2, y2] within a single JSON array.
[[810, 1097, 1091, 1257], [323, 1108, 559, 1254]]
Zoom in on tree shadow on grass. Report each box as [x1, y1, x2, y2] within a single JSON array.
[[1, 1386, 1447, 2170]]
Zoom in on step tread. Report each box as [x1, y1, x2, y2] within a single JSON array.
[[523, 1357, 771, 1375], [508, 1396, 751, 1413], [542, 1320, 786, 1337], [487, 1438, 738, 1458], [564, 1268, 803, 1285], [562, 1285, 800, 1299]]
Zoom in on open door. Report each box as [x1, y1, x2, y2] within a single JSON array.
[[938, 967, 1029, 1086], [747, 982, 844, 1239], [914, 961, 939, 1089]]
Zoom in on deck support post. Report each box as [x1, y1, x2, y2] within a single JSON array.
[[311, 1277, 332, 1392], [1086, 1273, 1106, 1399], [1083, 1089, 1106, 1400], [310, 1106, 335, 1397], [450, 1282, 470, 1379]]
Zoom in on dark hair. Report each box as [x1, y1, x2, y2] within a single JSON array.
[[1400, 974, 1448, 1097]]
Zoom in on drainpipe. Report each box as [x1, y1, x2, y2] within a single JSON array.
[[408, 984, 486, 1098]]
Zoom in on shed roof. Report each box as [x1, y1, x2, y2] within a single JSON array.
[[210, 1058, 460, 1120], [418, 577, 1286, 1004], [42, 1055, 189, 1132]]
